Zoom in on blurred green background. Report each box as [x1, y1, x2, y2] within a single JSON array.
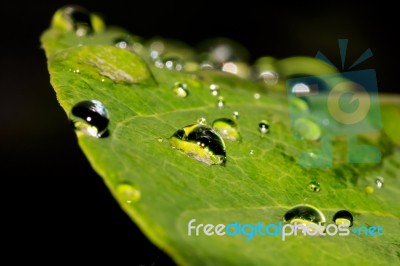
[[1, 1, 396, 264]]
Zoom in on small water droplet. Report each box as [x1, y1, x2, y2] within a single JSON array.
[[259, 71, 279, 85], [212, 118, 240, 141], [169, 124, 226, 165], [217, 96, 225, 108], [293, 117, 321, 141], [283, 205, 326, 234], [292, 83, 311, 95], [307, 181, 320, 192], [365, 185, 374, 194], [197, 117, 207, 125], [70, 100, 109, 138], [258, 120, 270, 134], [173, 82, 189, 98], [101, 78, 105, 82], [249, 150, 255, 155], [114, 36, 131, 49], [375, 176, 384, 189], [72, 69, 80, 74], [333, 210, 353, 227], [117, 183, 141, 204], [289, 97, 309, 112], [232, 111, 239, 120], [209, 84, 219, 96], [254, 93, 261, 100], [157, 137, 163, 142]]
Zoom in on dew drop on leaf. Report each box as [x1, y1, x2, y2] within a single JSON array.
[[333, 210, 353, 227], [212, 118, 240, 141], [210, 84, 219, 96], [375, 176, 384, 189], [173, 82, 189, 98], [217, 96, 225, 108], [117, 183, 141, 204], [232, 111, 239, 120], [169, 124, 226, 165], [259, 120, 270, 134], [283, 205, 326, 234], [293, 117, 321, 141], [307, 181, 320, 192], [70, 100, 109, 138]]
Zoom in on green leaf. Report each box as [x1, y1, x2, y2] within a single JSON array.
[[41, 9, 400, 266]]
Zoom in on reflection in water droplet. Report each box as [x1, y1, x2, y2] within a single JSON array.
[[333, 210, 353, 227], [70, 100, 109, 138], [294, 117, 321, 141], [283, 205, 326, 234], [212, 118, 240, 141], [217, 96, 225, 108], [254, 93, 261, 100], [232, 111, 239, 120], [292, 83, 310, 95], [375, 176, 384, 189], [259, 120, 270, 134], [210, 84, 219, 96], [308, 181, 320, 192], [169, 124, 226, 165], [173, 82, 189, 98], [117, 183, 141, 204]]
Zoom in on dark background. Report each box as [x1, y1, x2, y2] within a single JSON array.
[[1, 1, 396, 264]]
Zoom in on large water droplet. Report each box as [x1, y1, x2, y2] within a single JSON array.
[[70, 100, 109, 138], [117, 183, 141, 204], [333, 210, 353, 227], [169, 124, 226, 165], [375, 176, 384, 189], [212, 118, 240, 141], [53, 6, 104, 36], [258, 120, 270, 134], [173, 82, 189, 98], [307, 181, 320, 192], [283, 205, 326, 234], [293, 117, 321, 141]]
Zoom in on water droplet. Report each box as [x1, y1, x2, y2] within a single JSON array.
[[157, 137, 163, 142], [365, 185, 374, 194], [217, 96, 225, 108], [258, 120, 270, 134], [292, 83, 311, 95], [293, 117, 321, 141], [114, 36, 131, 49], [307, 181, 320, 192], [259, 71, 279, 85], [375, 176, 384, 189], [212, 118, 240, 141], [283, 204, 326, 234], [289, 97, 309, 112], [249, 150, 255, 155], [169, 124, 226, 165], [53, 6, 104, 36], [232, 111, 239, 120], [70, 100, 109, 138], [209, 84, 219, 96], [254, 93, 261, 100], [173, 82, 189, 98], [197, 117, 207, 125], [117, 183, 141, 204], [333, 210, 353, 227]]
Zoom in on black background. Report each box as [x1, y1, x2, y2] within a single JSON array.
[[1, 1, 397, 265]]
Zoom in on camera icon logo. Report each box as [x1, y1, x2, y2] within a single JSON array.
[[287, 39, 382, 168]]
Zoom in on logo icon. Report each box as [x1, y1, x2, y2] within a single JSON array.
[[287, 39, 382, 168]]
